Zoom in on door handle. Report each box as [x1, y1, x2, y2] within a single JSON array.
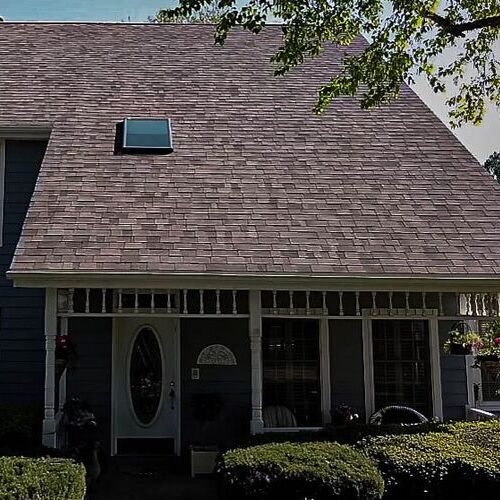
[[169, 381, 176, 410]]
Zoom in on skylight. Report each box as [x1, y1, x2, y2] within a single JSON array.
[[122, 118, 173, 153]]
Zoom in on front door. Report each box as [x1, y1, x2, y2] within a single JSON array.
[[112, 317, 179, 455]]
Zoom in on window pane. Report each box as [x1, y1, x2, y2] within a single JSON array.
[[481, 361, 500, 401], [129, 327, 163, 425], [123, 119, 172, 149], [372, 320, 432, 416], [262, 319, 321, 427]]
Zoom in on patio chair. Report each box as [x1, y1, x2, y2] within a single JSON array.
[[369, 405, 429, 425], [263, 405, 298, 428]]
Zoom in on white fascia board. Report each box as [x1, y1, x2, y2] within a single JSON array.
[[7, 270, 500, 291]]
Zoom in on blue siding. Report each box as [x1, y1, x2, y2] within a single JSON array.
[[180, 318, 251, 452], [439, 319, 468, 420], [0, 140, 47, 404]]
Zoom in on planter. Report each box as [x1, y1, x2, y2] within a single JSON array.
[[190, 445, 219, 477], [476, 354, 500, 363], [449, 343, 473, 355]]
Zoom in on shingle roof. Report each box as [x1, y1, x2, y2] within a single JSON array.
[[2, 23, 500, 277]]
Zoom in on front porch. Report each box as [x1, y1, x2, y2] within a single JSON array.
[[92, 456, 217, 500], [38, 285, 500, 456]]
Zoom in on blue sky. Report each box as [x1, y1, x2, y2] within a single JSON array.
[[1, 0, 498, 162]]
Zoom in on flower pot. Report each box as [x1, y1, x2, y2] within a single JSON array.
[[190, 445, 219, 477], [476, 354, 500, 362], [449, 343, 472, 355]]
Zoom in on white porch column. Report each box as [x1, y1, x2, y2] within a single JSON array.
[[42, 288, 58, 448], [249, 290, 264, 434]]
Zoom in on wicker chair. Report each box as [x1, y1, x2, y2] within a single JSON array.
[[369, 405, 429, 425], [263, 405, 298, 428]]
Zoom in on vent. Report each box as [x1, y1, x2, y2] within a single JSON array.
[[122, 118, 173, 153]]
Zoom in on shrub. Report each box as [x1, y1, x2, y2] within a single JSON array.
[[0, 456, 86, 500], [218, 441, 384, 499], [248, 421, 446, 447], [364, 428, 500, 500], [446, 419, 500, 451]]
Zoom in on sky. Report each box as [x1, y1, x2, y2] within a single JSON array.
[[1, 0, 499, 163]]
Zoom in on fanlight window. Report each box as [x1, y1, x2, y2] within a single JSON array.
[[129, 327, 163, 425]]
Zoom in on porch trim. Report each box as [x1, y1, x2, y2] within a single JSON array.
[[42, 288, 58, 447], [319, 318, 332, 425], [249, 290, 264, 434]]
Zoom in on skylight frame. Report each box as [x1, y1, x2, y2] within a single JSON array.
[[122, 118, 174, 154]]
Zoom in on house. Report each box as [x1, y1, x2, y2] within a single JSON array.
[[1, 22, 500, 457]]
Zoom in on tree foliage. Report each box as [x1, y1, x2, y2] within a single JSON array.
[[485, 151, 500, 180], [154, 1, 223, 23], [157, 1, 500, 127]]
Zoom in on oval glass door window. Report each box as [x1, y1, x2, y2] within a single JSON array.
[[129, 327, 163, 425]]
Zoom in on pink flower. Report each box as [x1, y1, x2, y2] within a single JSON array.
[[473, 341, 484, 349], [494, 338, 500, 345]]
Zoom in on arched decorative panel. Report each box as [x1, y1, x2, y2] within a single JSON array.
[[197, 344, 237, 366], [129, 327, 163, 425]]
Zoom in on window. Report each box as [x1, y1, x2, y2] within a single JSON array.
[[372, 320, 432, 415], [478, 320, 500, 402], [122, 118, 173, 153], [262, 319, 321, 427]]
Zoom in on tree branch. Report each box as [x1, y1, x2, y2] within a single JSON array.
[[425, 12, 500, 36]]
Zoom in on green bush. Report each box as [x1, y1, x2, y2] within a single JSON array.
[[248, 421, 446, 447], [364, 426, 500, 500], [0, 456, 86, 500], [218, 441, 384, 499]]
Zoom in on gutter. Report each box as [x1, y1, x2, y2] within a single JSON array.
[[7, 270, 500, 292]]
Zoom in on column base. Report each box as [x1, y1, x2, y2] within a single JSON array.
[[42, 418, 57, 448], [250, 418, 264, 435]]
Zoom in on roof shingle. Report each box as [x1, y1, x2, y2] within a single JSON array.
[[2, 23, 500, 277]]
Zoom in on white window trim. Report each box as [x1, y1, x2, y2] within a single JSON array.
[[466, 353, 500, 411], [254, 314, 332, 433], [362, 309, 443, 420]]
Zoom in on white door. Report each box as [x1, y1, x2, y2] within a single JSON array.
[[112, 317, 179, 455]]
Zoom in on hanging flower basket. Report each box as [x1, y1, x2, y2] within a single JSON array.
[[449, 342, 474, 355], [475, 354, 500, 363], [443, 323, 481, 356]]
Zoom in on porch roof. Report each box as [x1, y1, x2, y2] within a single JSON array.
[[3, 23, 500, 278]]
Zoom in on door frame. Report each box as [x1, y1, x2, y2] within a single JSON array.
[[111, 316, 181, 455]]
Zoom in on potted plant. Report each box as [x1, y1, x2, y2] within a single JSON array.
[[190, 393, 224, 477], [55, 335, 77, 377], [443, 325, 482, 355]]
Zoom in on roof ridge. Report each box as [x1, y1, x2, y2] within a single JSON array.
[[0, 21, 284, 26]]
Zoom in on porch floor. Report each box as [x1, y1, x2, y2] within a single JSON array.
[[91, 457, 218, 500]]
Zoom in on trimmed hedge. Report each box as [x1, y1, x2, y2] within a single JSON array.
[[0, 457, 86, 500], [218, 441, 384, 499], [364, 422, 500, 500], [249, 422, 446, 447]]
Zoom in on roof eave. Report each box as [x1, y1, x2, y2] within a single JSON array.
[[7, 270, 500, 292]]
